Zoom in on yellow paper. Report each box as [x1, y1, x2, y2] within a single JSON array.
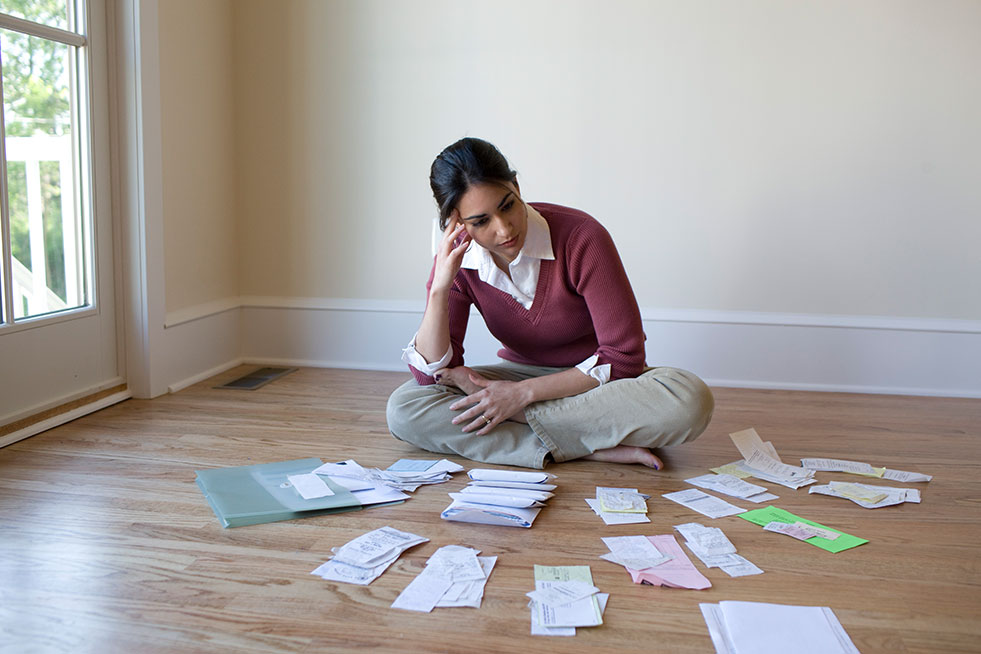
[[710, 463, 754, 479], [831, 482, 887, 504]]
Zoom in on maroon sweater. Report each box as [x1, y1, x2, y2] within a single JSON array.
[[410, 202, 647, 385]]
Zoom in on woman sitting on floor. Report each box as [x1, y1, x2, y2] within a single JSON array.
[[386, 137, 714, 470]]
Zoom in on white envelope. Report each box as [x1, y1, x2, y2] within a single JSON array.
[[449, 492, 544, 509], [440, 499, 542, 528], [468, 469, 555, 484]]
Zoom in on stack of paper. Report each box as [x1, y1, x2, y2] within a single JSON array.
[[599, 534, 711, 589], [309, 460, 412, 506], [313, 458, 462, 494], [441, 469, 556, 528], [391, 545, 497, 612], [662, 488, 747, 518], [676, 523, 763, 577], [528, 565, 608, 636], [585, 486, 651, 525], [738, 506, 869, 553], [719, 428, 817, 490], [701, 601, 860, 654], [685, 473, 779, 504], [311, 526, 427, 585], [809, 480, 921, 508], [802, 457, 932, 483]]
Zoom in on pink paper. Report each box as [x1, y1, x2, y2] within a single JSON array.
[[626, 535, 711, 590]]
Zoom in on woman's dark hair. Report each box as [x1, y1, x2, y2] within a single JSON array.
[[430, 137, 517, 229]]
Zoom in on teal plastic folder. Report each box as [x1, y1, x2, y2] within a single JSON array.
[[195, 457, 365, 528]]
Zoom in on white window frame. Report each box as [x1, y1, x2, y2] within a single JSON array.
[[0, 3, 100, 333]]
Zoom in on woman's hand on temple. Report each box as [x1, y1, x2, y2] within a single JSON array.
[[449, 373, 532, 435], [431, 217, 471, 293]]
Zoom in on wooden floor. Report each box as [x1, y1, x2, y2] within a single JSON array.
[[1, 366, 979, 654]]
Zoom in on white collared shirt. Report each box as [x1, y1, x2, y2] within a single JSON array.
[[402, 204, 611, 383]]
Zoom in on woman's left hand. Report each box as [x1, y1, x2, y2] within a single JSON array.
[[449, 374, 531, 435]]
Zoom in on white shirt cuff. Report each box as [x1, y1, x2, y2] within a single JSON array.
[[401, 334, 453, 376], [575, 354, 611, 385]]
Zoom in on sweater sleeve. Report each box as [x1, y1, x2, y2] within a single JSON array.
[[406, 259, 472, 385], [566, 219, 646, 380]]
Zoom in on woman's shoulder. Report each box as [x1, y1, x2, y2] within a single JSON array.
[[530, 202, 611, 241]]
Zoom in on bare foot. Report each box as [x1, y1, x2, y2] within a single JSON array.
[[434, 366, 485, 395], [582, 445, 663, 470]]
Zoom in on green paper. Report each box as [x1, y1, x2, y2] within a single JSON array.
[[738, 506, 868, 553], [195, 457, 367, 528]]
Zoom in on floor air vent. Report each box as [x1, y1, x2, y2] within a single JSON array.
[[215, 367, 297, 390]]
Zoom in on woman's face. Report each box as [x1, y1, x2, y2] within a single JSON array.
[[452, 182, 528, 265]]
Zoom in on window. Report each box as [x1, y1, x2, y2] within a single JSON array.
[[0, 0, 91, 324]]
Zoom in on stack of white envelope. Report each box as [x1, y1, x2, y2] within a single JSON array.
[[311, 526, 428, 585], [441, 469, 557, 528]]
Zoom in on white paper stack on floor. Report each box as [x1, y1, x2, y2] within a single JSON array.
[[441, 469, 556, 528], [701, 601, 861, 654], [809, 480, 921, 508], [306, 460, 411, 505], [529, 565, 608, 636], [685, 473, 779, 504], [311, 526, 427, 585], [391, 545, 496, 612], [676, 523, 763, 577], [721, 428, 817, 489], [313, 458, 463, 493], [585, 486, 651, 524], [802, 457, 932, 483]]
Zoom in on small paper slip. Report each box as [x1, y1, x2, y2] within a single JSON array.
[[700, 601, 861, 654], [809, 482, 918, 509], [287, 473, 335, 499], [526, 580, 600, 607], [436, 556, 496, 608], [675, 523, 737, 556], [719, 555, 764, 577], [601, 535, 673, 570], [729, 429, 816, 488], [730, 428, 783, 462], [585, 498, 651, 525], [800, 457, 879, 475], [828, 481, 887, 504], [710, 461, 755, 479], [663, 489, 746, 519], [391, 567, 454, 613], [882, 468, 932, 483], [530, 565, 602, 630], [738, 506, 867, 553], [685, 473, 774, 501], [764, 521, 823, 541], [597, 487, 648, 513], [531, 594, 609, 637], [387, 459, 438, 472]]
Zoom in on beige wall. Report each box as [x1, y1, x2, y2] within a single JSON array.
[[166, 0, 981, 320], [159, 0, 238, 313]]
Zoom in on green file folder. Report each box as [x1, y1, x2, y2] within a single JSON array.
[[195, 457, 366, 528]]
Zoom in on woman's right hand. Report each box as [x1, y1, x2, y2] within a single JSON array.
[[431, 216, 471, 293]]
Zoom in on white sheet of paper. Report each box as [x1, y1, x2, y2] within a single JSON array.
[[800, 457, 877, 474], [425, 545, 486, 582], [601, 535, 672, 570], [534, 581, 602, 628], [526, 580, 599, 607], [708, 601, 860, 654], [286, 473, 335, 499], [663, 489, 746, 519], [391, 567, 454, 613], [436, 556, 497, 608], [468, 469, 554, 484], [311, 459, 367, 478]]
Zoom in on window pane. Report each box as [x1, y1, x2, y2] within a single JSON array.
[[2, 28, 84, 319], [0, 0, 70, 31]]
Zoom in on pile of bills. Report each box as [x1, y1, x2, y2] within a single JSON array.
[[528, 565, 608, 636], [391, 545, 496, 612], [585, 486, 651, 525], [441, 469, 556, 528], [675, 522, 763, 577], [311, 526, 427, 585]]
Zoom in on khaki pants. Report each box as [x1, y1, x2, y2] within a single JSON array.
[[386, 362, 714, 469]]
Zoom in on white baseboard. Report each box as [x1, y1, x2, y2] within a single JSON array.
[[0, 390, 132, 449], [160, 297, 981, 398]]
